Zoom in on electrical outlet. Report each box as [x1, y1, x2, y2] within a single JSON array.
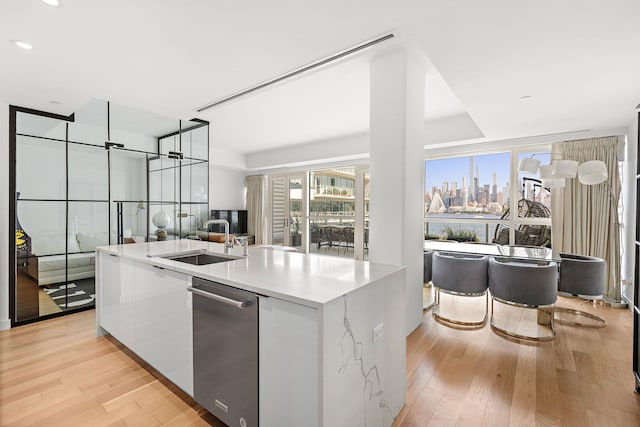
[[373, 323, 384, 343]]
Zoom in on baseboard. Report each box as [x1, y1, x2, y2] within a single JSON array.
[[0, 318, 11, 330]]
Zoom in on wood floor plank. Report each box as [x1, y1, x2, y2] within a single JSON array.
[[1, 296, 639, 427], [395, 296, 640, 427]]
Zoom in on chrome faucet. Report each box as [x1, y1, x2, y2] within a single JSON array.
[[203, 219, 234, 254]]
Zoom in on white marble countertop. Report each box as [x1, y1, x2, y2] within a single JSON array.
[[97, 240, 403, 308]]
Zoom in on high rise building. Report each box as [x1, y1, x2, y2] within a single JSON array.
[[492, 172, 498, 203]]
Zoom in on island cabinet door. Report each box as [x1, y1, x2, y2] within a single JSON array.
[[259, 296, 320, 426], [134, 261, 193, 396], [97, 253, 136, 349]]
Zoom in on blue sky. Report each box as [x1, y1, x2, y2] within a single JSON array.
[[425, 152, 551, 193], [425, 153, 510, 192]]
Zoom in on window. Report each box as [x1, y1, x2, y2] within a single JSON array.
[[425, 152, 510, 243], [425, 147, 552, 246]]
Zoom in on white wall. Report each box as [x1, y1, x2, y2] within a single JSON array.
[[0, 102, 10, 330], [245, 114, 484, 172], [246, 132, 369, 171], [209, 166, 247, 210], [425, 113, 484, 145]]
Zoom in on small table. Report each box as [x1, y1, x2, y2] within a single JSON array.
[[423, 240, 559, 262]]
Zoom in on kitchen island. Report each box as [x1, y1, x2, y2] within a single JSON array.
[[96, 240, 406, 427]]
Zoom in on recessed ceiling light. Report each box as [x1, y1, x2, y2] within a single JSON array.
[[11, 40, 33, 50], [519, 95, 533, 102], [41, 0, 63, 7]]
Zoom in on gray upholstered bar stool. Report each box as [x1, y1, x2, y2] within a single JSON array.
[[488, 257, 558, 342], [555, 253, 606, 328], [431, 251, 489, 328], [423, 250, 433, 284]]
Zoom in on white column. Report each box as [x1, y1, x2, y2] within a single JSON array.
[[0, 102, 11, 330], [369, 49, 426, 334], [622, 117, 638, 303]]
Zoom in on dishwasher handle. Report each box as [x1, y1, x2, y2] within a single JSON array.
[[187, 286, 248, 309]]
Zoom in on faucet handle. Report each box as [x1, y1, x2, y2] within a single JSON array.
[[237, 237, 249, 256]]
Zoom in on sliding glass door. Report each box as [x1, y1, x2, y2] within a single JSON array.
[[269, 174, 306, 250], [308, 166, 369, 260]]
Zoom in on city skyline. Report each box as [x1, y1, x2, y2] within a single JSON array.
[[424, 152, 554, 215], [425, 153, 511, 195]]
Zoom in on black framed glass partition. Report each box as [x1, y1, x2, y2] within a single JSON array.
[[9, 100, 209, 325], [149, 121, 209, 241]]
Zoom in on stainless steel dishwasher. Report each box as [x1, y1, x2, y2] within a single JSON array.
[[189, 277, 258, 427]]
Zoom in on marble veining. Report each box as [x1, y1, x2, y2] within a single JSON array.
[[338, 297, 393, 427]]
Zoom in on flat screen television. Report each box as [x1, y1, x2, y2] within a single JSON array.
[[209, 209, 248, 235]]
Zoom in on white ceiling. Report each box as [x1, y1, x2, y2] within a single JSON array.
[[1, 0, 639, 156]]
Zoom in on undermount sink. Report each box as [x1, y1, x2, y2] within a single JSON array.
[[161, 252, 240, 266]]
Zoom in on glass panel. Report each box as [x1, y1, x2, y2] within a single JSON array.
[[289, 177, 303, 250], [16, 135, 66, 200], [425, 153, 510, 219], [162, 159, 179, 204], [68, 98, 108, 146], [148, 202, 178, 241], [15, 200, 67, 322], [159, 134, 179, 156], [181, 160, 208, 203], [507, 222, 552, 247], [363, 169, 370, 261], [424, 221, 498, 244], [63, 201, 107, 311], [16, 111, 68, 140], [271, 178, 286, 245], [110, 102, 178, 153], [148, 154, 179, 241], [178, 203, 209, 239], [517, 151, 552, 217], [182, 123, 209, 160], [110, 150, 148, 202], [69, 201, 109, 253], [309, 168, 357, 257], [68, 142, 109, 201], [110, 201, 142, 244]]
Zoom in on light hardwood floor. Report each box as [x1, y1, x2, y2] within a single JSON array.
[[0, 298, 638, 426], [394, 296, 640, 427], [0, 312, 224, 427]]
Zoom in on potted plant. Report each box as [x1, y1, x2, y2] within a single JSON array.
[[442, 225, 479, 242], [290, 217, 302, 246]]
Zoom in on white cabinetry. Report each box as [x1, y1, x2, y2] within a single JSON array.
[[98, 253, 136, 349], [96, 243, 406, 427], [135, 262, 193, 395], [97, 252, 193, 396], [259, 297, 320, 426]]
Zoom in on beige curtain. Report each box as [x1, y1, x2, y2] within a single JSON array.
[[551, 136, 621, 298], [246, 175, 267, 244]]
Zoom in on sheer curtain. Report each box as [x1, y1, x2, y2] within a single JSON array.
[[551, 136, 621, 298], [246, 175, 267, 245]]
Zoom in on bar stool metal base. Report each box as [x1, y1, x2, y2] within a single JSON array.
[[554, 306, 606, 328], [490, 297, 556, 342], [432, 288, 488, 328]]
